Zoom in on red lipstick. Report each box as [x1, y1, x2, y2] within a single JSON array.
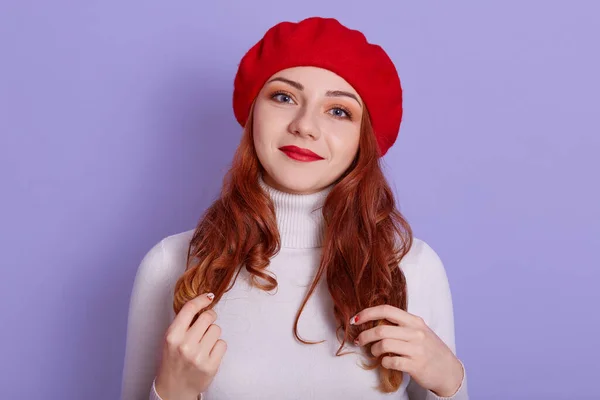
[[279, 145, 324, 162]]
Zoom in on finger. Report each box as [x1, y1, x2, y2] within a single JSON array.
[[350, 304, 421, 327], [167, 293, 215, 340], [195, 323, 223, 358], [184, 309, 218, 346], [381, 355, 413, 373], [355, 325, 417, 346], [371, 338, 416, 358], [208, 339, 227, 367]]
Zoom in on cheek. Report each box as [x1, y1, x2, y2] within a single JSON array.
[[328, 128, 360, 162], [252, 125, 269, 156], [252, 100, 286, 144], [252, 104, 271, 148]]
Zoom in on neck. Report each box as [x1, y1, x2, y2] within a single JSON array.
[[258, 174, 334, 249]]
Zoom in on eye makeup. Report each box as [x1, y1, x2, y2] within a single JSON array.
[[268, 89, 356, 121]]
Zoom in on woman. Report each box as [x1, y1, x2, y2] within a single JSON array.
[[121, 16, 469, 400]]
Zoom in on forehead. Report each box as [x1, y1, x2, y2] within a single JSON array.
[[265, 66, 360, 98]]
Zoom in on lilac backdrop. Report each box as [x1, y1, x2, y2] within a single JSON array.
[[1, 1, 598, 399]]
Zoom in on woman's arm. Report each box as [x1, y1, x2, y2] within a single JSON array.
[[120, 239, 176, 400], [405, 240, 469, 400]]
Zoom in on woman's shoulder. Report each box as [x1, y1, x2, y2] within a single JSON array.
[[400, 237, 446, 276], [400, 237, 451, 298], [160, 228, 195, 262], [135, 228, 195, 288]]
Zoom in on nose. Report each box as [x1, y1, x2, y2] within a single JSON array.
[[288, 107, 321, 140]]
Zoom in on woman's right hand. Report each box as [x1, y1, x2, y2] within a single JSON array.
[[154, 293, 227, 400]]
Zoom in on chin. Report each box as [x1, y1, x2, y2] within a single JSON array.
[[268, 171, 321, 194]]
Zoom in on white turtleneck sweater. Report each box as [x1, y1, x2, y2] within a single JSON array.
[[120, 176, 469, 400]]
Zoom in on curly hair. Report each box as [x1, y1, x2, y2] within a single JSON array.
[[173, 102, 413, 393]]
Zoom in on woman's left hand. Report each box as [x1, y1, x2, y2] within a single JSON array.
[[351, 305, 464, 397]]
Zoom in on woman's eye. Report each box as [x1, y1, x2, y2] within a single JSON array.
[[329, 108, 351, 119], [272, 93, 295, 104]]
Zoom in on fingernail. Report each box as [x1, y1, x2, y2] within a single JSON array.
[[350, 315, 359, 325], [354, 339, 360, 346], [206, 293, 214, 301]]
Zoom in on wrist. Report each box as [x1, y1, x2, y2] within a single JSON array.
[[431, 357, 464, 397], [154, 376, 199, 400]]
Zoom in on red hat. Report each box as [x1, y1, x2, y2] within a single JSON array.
[[232, 16, 403, 157]]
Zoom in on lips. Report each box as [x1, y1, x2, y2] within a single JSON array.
[[279, 145, 324, 162]]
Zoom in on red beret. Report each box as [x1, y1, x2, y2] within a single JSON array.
[[232, 16, 403, 157]]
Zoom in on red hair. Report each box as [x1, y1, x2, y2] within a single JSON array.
[[173, 103, 413, 393]]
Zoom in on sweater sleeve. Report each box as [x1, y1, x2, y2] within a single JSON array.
[[405, 240, 469, 400], [150, 378, 203, 400], [120, 239, 174, 400]]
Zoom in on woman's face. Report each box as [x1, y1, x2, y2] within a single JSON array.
[[252, 66, 363, 194]]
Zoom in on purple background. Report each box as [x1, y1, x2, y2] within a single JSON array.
[[1, 2, 598, 399]]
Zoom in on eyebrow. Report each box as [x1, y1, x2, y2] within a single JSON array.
[[267, 77, 362, 108]]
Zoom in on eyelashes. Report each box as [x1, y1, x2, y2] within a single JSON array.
[[270, 90, 294, 104], [269, 90, 354, 121], [329, 105, 353, 120]]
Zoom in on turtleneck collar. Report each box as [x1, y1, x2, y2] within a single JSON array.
[[258, 174, 334, 249]]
